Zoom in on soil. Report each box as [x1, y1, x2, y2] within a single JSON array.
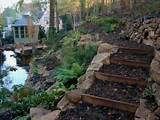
[[110, 52, 152, 63], [57, 103, 134, 120], [0, 109, 17, 120], [86, 80, 143, 104], [99, 64, 149, 79]]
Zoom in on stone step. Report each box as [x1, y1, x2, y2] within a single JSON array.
[[84, 80, 143, 113], [99, 64, 149, 81], [110, 52, 153, 68], [118, 46, 154, 55], [95, 72, 147, 87]]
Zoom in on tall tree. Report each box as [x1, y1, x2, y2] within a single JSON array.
[[48, 0, 56, 43], [16, 0, 24, 12]]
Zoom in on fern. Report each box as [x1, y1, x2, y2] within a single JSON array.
[[55, 63, 85, 84]]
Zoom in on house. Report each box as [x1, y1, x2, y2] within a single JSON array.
[[12, 14, 39, 44], [39, 10, 63, 33]]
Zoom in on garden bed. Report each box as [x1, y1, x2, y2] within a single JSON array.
[[57, 103, 134, 120], [86, 80, 143, 104], [99, 64, 149, 80]]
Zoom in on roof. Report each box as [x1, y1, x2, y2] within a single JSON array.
[[12, 15, 32, 27]]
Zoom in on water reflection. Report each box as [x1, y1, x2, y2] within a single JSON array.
[[1, 51, 28, 90]]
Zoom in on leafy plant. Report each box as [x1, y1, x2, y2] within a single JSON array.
[[13, 116, 29, 120], [144, 86, 155, 99], [32, 65, 40, 76], [55, 63, 85, 88], [143, 85, 158, 110], [12, 85, 35, 101], [89, 17, 119, 33], [76, 42, 98, 65]]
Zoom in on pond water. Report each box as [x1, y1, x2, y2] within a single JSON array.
[[1, 51, 28, 90]]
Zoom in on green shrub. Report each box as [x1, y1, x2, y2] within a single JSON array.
[[55, 63, 85, 88], [55, 31, 98, 89], [76, 42, 98, 65], [89, 17, 119, 33], [63, 31, 81, 47], [13, 116, 29, 120], [10, 89, 64, 116]]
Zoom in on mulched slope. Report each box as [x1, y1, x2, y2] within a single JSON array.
[[99, 64, 149, 79], [57, 103, 134, 120], [86, 80, 143, 104]]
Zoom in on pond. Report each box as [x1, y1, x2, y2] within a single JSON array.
[[1, 50, 28, 90]]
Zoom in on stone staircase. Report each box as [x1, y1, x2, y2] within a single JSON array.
[[57, 41, 155, 120]]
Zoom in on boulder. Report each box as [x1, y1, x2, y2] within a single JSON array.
[[155, 84, 160, 106], [80, 34, 93, 42], [135, 99, 151, 120], [97, 43, 118, 54], [57, 95, 70, 110], [150, 59, 160, 84], [90, 53, 111, 66], [40, 110, 60, 120], [155, 50, 160, 62], [143, 39, 154, 47], [78, 34, 93, 46], [66, 90, 82, 104], [77, 71, 95, 90], [30, 107, 51, 120]]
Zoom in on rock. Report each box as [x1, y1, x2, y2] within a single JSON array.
[[156, 28, 160, 34], [77, 74, 86, 86], [150, 59, 160, 84], [30, 107, 51, 120], [155, 37, 160, 49], [40, 110, 60, 120], [77, 71, 95, 90], [155, 84, 160, 106], [87, 63, 103, 71], [78, 34, 93, 46], [143, 39, 154, 47], [57, 95, 76, 111], [57, 95, 70, 110], [147, 113, 156, 120], [80, 34, 93, 42], [135, 99, 151, 120], [147, 107, 160, 120], [135, 118, 145, 120], [155, 50, 160, 62], [66, 90, 82, 104], [90, 53, 111, 66], [87, 53, 106, 72], [97, 43, 118, 54]]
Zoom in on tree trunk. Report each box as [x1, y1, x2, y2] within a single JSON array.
[[73, 12, 76, 31], [49, 0, 55, 28], [48, 0, 56, 43], [55, 0, 59, 31]]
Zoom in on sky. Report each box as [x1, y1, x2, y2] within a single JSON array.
[[0, 0, 32, 13]]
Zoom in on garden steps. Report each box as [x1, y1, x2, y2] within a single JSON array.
[[59, 42, 155, 120], [82, 44, 154, 113]]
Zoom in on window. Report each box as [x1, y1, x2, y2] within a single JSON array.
[[20, 27, 25, 38], [25, 26, 28, 38], [15, 27, 19, 38]]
